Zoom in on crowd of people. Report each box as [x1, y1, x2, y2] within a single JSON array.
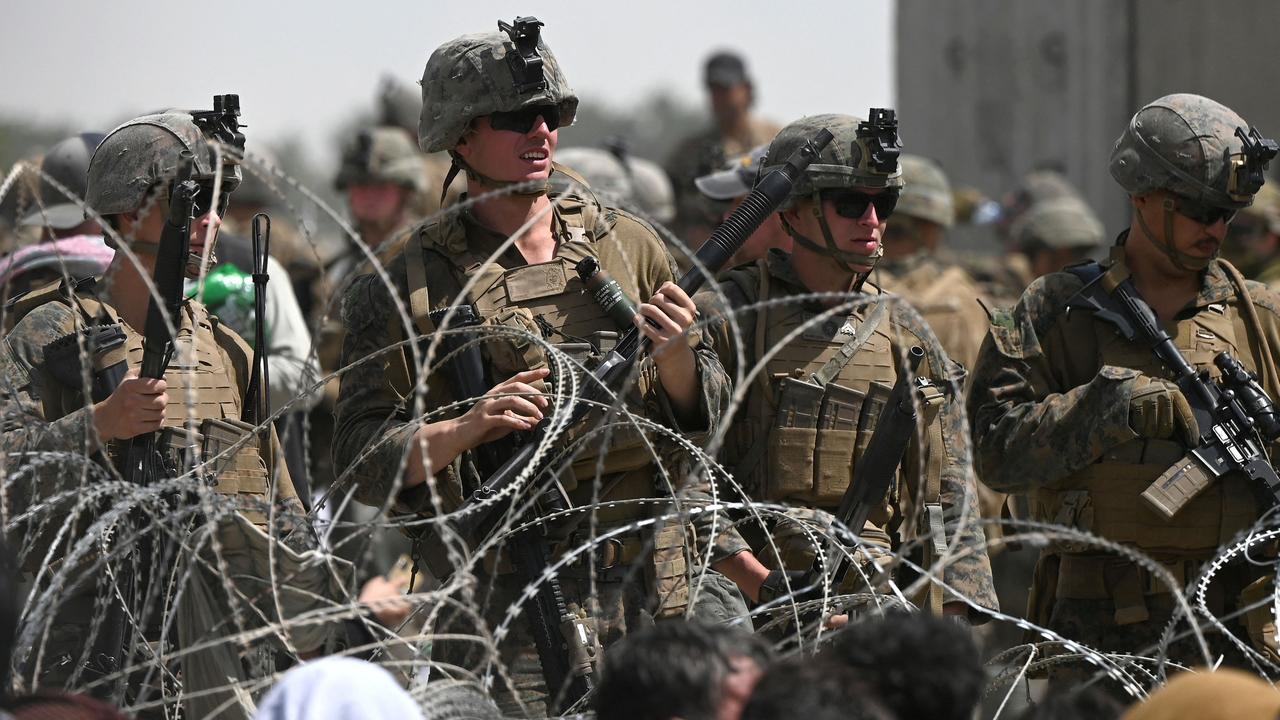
[[3, 12, 1280, 720]]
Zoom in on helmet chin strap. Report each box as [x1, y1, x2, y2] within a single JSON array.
[[443, 152, 550, 206], [1132, 196, 1215, 272], [779, 190, 884, 275]]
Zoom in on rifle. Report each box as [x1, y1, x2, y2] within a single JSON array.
[[802, 345, 930, 593], [436, 128, 833, 544], [428, 304, 595, 713], [1065, 260, 1280, 518], [119, 152, 199, 482], [423, 128, 833, 709]]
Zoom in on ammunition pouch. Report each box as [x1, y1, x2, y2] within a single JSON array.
[[762, 376, 896, 507], [157, 417, 272, 526], [1035, 440, 1257, 556]]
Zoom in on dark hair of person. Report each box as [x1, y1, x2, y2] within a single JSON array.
[[1016, 684, 1125, 720], [592, 620, 772, 720], [823, 612, 983, 720], [741, 656, 895, 720]]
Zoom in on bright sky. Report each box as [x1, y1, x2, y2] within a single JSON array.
[[2, 0, 894, 165]]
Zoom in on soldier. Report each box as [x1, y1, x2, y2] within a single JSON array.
[[553, 142, 676, 227], [967, 94, 1280, 678], [693, 144, 792, 268], [665, 51, 780, 250], [0, 108, 335, 715], [332, 17, 732, 714], [314, 125, 432, 578], [1008, 195, 1106, 280], [693, 114, 997, 625], [0, 133, 113, 307], [1221, 182, 1280, 286], [876, 154, 990, 372], [331, 125, 428, 275]]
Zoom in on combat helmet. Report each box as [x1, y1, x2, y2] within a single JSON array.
[[86, 95, 246, 254], [759, 111, 903, 272], [335, 126, 426, 193], [1010, 196, 1105, 252], [553, 141, 675, 224], [20, 132, 106, 231], [896, 154, 954, 228], [1109, 93, 1278, 269], [418, 16, 577, 156], [86, 97, 245, 220]]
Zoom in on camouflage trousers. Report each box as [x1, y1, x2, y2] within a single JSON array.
[[1042, 593, 1262, 696]]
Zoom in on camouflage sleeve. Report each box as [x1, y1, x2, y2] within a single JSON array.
[[684, 280, 762, 564], [631, 217, 731, 436], [0, 302, 103, 457], [889, 302, 998, 615], [965, 275, 1139, 494], [330, 273, 463, 516]]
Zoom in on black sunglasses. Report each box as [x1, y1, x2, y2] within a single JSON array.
[[1172, 195, 1236, 226], [823, 190, 900, 220], [490, 104, 561, 134], [191, 183, 230, 217]]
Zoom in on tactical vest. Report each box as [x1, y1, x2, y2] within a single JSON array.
[[1034, 300, 1258, 559], [397, 201, 663, 504], [392, 195, 691, 615], [728, 261, 945, 529], [15, 280, 281, 526]]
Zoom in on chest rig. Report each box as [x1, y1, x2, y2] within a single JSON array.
[[36, 284, 275, 526], [401, 201, 658, 503], [731, 261, 945, 528], [1037, 295, 1259, 559]]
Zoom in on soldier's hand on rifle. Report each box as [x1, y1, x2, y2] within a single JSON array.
[[92, 372, 168, 441], [1128, 374, 1199, 445], [456, 368, 550, 446], [636, 281, 697, 361], [637, 281, 700, 419]]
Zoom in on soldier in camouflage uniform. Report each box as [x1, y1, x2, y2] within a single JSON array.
[[332, 17, 734, 714], [1222, 182, 1280, 287], [0, 110, 334, 716], [311, 125, 433, 577], [664, 51, 780, 252], [693, 143, 792, 268], [876, 154, 990, 372], [1008, 195, 1106, 280], [968, 94, 1280, 679], [693, 114, 998, 625], [552, 143, 676, 227]]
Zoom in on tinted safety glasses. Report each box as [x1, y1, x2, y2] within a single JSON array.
[[490, 104, 561, 134], [822, 189, 900, 220]]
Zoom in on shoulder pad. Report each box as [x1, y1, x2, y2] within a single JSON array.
[[5, 276, 99, 327]]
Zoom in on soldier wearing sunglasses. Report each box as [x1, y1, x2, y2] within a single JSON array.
[[968, 94, 1280, 679], [692, 113, 998, 628], [333, 17, 735, 714]]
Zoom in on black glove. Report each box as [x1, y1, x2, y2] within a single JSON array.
[[757, 569, 821, 605]]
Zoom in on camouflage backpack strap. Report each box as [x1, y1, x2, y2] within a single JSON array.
[[404, 228, 436, 338], [918, 384, 947, 615], [6, 277, 110, 330]]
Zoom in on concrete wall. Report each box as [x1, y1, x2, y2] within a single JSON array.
[[896, 0, 1280, 244]]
